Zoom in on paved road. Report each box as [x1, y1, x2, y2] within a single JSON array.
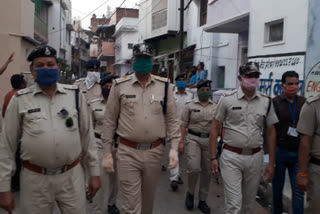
[[0, 163, 270, 214]]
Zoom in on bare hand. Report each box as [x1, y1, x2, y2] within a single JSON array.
[[178, 141, 184, 154], [168, 149, 179, 169], [297, 175, 309, 192], [87, 176, 101, 198], [211, 159, 219, 175], [7, 52, 15, 63], [0, 192, 14, 213], [102, 153, 114, 173], [264, 164, 274, 183]]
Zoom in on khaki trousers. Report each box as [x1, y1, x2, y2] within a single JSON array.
[[185, 135, 211, 201], [220, 149, 263, 214], [91, 148, 118, 213], [117, 143, 164, 214], [20, 164, 86, 214], [305, 163, 320, 213]]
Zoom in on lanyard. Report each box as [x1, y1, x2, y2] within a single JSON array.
[[288, 97, 297, 125]]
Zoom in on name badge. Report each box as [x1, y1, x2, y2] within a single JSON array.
[[28, 108, 41, 114], [232, 107, 242, 110], [287, 127, 298, 137], [126, 95, 136, 99], [193, 109, 200, 112], [95, 109, 103, 111]]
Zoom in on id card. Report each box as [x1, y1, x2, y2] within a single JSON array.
[[287, 127, 298, 137]]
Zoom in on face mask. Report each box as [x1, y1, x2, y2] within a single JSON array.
[[284, 84, 299, 97], [35, 68, 59, 86], [85, 72, 100, 89], [198, 91, 211, 101], [176, 81, 187, 89], [102, 88, 110, 98], [133, 58, 153, 74], [241, 77, 260, 91]]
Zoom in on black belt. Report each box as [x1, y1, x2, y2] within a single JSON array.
[[188, 130, 210, 138], [95, 132, 101, 139], [310, 157, 320, 166]]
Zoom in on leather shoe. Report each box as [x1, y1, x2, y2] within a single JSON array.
[[108, 204, 120, 214], [198, 201, 211, 214], [185, 192, 194, 210], [161, 165, 167, 171], [177, 176, 184, 184], [170, 180, 178, 192]]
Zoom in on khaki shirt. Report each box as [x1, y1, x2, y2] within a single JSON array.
[[180, 98, 217, 133], [90, 97, 105, 149], [296, 94, 320, 159], [215, 88, 279, 148], [174, 88, 194, 119], [74, 78, 101, 104], [0, 83, 99, 192], [102, 74, 180, 153]]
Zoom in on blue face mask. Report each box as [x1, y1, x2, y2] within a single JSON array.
[[35, 68, 59, 86], [133, 58, 153, 74], [176, 81, 187, 89]]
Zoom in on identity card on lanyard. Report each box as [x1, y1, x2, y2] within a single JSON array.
[[287, 97, 298, 137]]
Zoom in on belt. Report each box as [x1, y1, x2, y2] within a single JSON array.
[[119, 137, 163, 150], [188, 130, 210, 138], [23, 157, 81, 175], [223, 144, 261, 155], [310, 157, 320, 166], [95, 132, 101, 139]]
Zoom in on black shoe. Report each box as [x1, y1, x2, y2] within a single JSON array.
[[185, 192, 194, 210], [108, 204, 120, 214], [198, 201, 211, 214], [177, 176, 184, 185], [170, 180, 178, 192], [161, 165, 167, 171]]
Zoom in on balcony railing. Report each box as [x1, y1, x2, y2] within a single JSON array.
[[34, 14, 48, 39]]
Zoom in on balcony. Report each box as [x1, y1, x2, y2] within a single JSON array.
[[204, 0, 250, 33], [34, 15, 48, 43]]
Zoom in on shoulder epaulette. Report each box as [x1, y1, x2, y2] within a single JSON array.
[[186, 99, 194, 104], [16, 87, 32, 96], [90, 98, 102, 103], [75, 78, 85, 83], [258, 91, 270, 98], [63, 84, 78, 90], [306, 94, 320, 104], [224, 90, 237, 97], [152, 75, 169, 83], [114, 75, 132, 85]]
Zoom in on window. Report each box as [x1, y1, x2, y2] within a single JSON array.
[[128, 43, 133, 49], [265, 19, 284, 43], [200, 0, 208, 26], [217, 66, 225, 88]]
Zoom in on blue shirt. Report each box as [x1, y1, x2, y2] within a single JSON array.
[[196, 70, 207, 83], [189, 75, 197, 84]]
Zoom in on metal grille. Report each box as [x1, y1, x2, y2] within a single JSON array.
[[152, 9, 167, 31]]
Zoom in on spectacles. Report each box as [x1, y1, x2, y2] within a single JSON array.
[[244, 72, 260, 78], [284, 82, 299, 86]]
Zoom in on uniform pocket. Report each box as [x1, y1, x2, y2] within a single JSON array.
[[151, 100, 162, 115], [24, 112, 47, 135], [255, 114, 265, 130], [121, 97, 137, 116]]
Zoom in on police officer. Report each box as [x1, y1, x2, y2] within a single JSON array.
[[179, 79, 216, 214], [158, 67, 168, 78], [296, 94, 320, 213], [74, 59, 102, 103], [0, 46, 101, 214], [209, 62, 278, 214], [170, 73, 193, 191], [102, 43, 180, 214], [90, 76, 119, 214]]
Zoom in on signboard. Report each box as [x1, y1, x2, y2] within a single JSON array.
[[305, 61, 320, 98], [249, 54, 305, 97]]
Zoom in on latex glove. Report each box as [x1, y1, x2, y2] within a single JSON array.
[[168, 149, 179, 169], [102, 153, 114, 173]]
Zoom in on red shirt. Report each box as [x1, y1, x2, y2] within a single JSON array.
[[2, 89, 18, 118]]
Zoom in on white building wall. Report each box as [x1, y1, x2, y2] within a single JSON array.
[[187, 1, 239, 89]]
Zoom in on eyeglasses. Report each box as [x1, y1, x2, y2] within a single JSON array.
[[244, 72, 260, 78], [284, 82, 299, 86]]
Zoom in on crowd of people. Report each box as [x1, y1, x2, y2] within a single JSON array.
[[0, 44, 319, 214]]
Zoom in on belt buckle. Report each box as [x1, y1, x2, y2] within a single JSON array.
[[137, 143, 152, 150], [241, 148, 252, 155], [46, 167, 63, 175], [200, 133, 208, 138]]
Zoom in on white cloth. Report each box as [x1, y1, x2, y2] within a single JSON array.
[[85, 72, 100, 90], [173, 88, 193, 120]]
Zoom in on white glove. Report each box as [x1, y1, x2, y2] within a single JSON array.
[[102, 153, 114, 173], [168, 149, 179, 169]]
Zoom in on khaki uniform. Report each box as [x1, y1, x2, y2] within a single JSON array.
[[102, 74, 180, 214], [296, 94, 320, 213], [90, 98, 118, 212], [0, 83, 100, 214], [180, 98, 217, 201], [75, 78, 101, 103], [215, 88, 278, 214]]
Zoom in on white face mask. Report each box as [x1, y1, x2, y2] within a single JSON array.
[[85, 72, 100, 89]]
